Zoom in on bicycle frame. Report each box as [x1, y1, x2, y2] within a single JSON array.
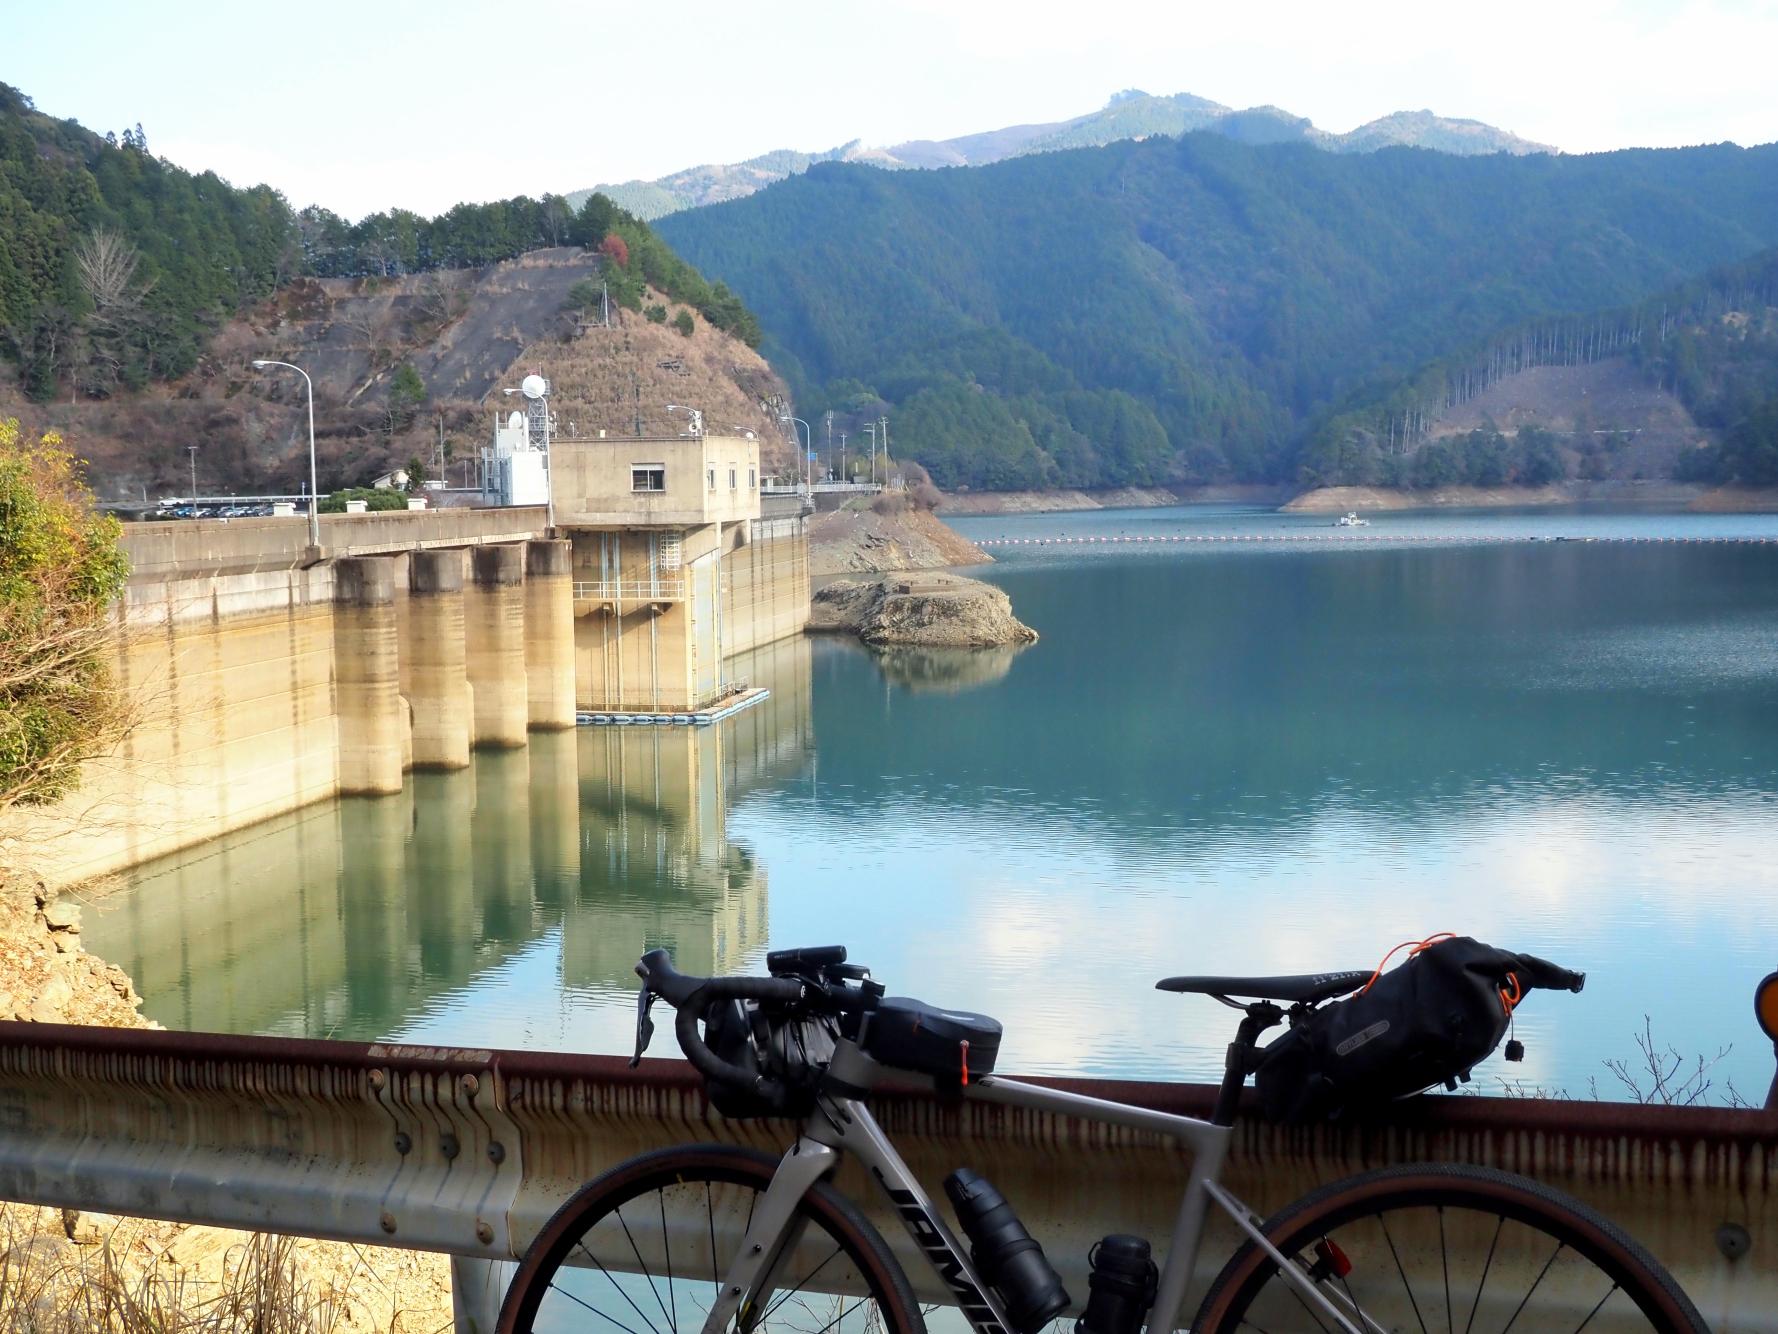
[[694, 1038, 1362, 1334]]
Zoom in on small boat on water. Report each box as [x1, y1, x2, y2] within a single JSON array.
[[1335, 511, 1370, 527]]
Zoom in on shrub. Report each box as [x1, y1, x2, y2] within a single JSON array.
[[673, 310, 695, 338], [644, 304, 668, 324], [0, 419, 130, 809]]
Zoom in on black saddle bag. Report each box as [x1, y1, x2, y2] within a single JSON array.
[[1253, 936, 1583, 1124]]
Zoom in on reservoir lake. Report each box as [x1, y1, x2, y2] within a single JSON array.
[[87, 505, 1778, 1101]]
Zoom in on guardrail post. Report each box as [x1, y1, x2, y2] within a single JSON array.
[[450, 1255, 515, 1334]]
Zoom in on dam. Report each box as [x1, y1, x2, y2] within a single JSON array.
[[6, 434, 809, 888]]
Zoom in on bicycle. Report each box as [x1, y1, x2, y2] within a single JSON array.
[[497, 945, 1707, 1333]]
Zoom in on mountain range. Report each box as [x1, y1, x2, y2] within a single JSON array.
[[568, 90, 1554, 220], [657, 134, 1778, 490]]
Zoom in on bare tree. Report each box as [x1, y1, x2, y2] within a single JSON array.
[[74, 228, 151, 317]]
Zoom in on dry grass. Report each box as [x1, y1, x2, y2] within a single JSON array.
[[0, 1206, 451, 1333], [2, 1218, 328, 1334]]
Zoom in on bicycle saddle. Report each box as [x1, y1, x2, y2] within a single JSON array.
[[1156, 970, 1370, 1004]]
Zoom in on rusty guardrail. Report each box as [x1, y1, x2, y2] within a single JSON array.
[[0, 1021, 1771, 1330]]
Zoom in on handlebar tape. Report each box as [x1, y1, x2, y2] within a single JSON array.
[[667, 974, 808, 1114]]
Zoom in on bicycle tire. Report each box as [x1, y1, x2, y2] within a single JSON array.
[[497, 1143, 926, 1334], [1193, 1162, 1707, 1333]]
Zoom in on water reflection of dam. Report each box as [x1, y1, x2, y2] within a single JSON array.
[[87, 636, 812, 1038]]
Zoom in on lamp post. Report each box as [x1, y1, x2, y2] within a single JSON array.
[[251, 359, 320, 549], [785, 416, 813, 494]]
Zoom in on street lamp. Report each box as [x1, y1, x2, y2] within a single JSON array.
[[784, 416, 813, 494], [251, 359, 320, 549]]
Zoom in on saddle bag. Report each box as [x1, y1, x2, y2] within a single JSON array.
[[1253, 936, 1584, 1124]]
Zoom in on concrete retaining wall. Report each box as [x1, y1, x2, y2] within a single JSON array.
[[7, 512, 812, 889]]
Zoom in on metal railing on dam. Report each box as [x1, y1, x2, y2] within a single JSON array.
[[0, 1022, 1770, 1329], [120, 505, 552, 581]]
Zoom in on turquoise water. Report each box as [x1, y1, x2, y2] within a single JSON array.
[[87, 506, 1778, 1100]]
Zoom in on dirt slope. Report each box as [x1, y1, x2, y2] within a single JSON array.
[[0, 248, 792, 500], [1430, 360, 1707, 480], [809, 504, 988, 576]]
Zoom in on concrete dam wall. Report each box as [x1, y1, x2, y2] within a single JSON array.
[[6, 508, 810, 889]]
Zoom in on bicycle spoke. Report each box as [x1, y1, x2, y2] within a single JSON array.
[[1498, 1240, 1564, 1334], [549, 1277, 652, 1334], [1463, 1215, 1504, 1334], [1572, 1281, 1620, 1333], [757, 1244, 845, 1326], [807, 1297, 867, 1334], [575, 1239, 666, 1334], [1439, 1207, 1451, 1334], [1376, 1212, 1428, 1334], [660, 1190, 678, 1332], [617, 1205, 676, 1332], [709, 1180, 721, 1299], [1276, 1257, 1333, 1334]]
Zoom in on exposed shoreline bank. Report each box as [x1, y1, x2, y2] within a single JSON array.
[[938, 484, 1290, 515], [934, 480, 1778, 516], [1281, 481, 1719, 513]]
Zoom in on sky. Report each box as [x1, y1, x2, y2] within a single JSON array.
[[8, 0, 1777, 221]]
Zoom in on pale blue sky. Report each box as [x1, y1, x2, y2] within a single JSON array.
[[9, 0, 1776, 220]]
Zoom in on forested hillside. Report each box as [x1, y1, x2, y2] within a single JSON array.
[[1301, 248, 1778, 488], [659, 135, 1778, 490], [0, 81, 758, 408]]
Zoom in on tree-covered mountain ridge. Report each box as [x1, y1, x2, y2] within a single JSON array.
[[569, 89, 1553, 220], [1300, 247, 1778, 489], [0, 82, 782, 498], [657, 133, 1778, 491]]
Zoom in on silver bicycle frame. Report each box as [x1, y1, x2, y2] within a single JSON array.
[[696, 1039, 1363, 1334]]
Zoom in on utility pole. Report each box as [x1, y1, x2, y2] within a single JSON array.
[[840, 432, 847, 483], [880, 416, 888, 484], [187, 446, 197, 502], [863, 422, 877, 487]]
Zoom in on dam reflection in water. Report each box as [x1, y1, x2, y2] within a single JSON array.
[[90, 525, 1778, 1096], [89, 637, 811, 1042]]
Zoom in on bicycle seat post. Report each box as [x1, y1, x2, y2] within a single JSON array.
[[1212, 1002, 1282, 1127]]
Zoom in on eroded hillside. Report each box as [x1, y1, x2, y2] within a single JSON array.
[[3, 248, 793, 499]]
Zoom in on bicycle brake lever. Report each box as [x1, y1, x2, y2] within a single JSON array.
[[630, 987, 657, 1068]]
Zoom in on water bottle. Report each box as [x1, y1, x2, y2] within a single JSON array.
[[944, 1169, 1071, 1334], [1076, 1234, 1157, 1334]]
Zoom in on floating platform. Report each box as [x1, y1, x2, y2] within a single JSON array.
[[576, 687, 770, 728]]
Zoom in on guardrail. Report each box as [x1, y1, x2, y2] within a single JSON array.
[[0, 1021, 1770, 1330], [571, 578, 687, 602]]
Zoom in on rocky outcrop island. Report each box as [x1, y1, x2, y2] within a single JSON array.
[[809, 573, 1038, 649]]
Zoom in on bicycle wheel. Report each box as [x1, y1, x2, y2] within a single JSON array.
[[1193, 1163, 1707, 1333], [498, 1144, 926, 1334]]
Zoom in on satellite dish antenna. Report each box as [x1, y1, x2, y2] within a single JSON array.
[[520, 373, 548, 400]]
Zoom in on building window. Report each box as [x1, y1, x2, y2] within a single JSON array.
[[631, 465, 666, 492], [729, 466, 737, 490], [708, 467, 716, 491], [749, 468, 757, 489]]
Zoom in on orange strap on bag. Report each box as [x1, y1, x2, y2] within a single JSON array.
[[1357, 932, 1457, 996]]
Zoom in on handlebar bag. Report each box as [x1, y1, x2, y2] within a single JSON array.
[[1253, 936, 1583, 1124], [700, 999, 836, 1119], [863, 996, 1002, 1083]]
